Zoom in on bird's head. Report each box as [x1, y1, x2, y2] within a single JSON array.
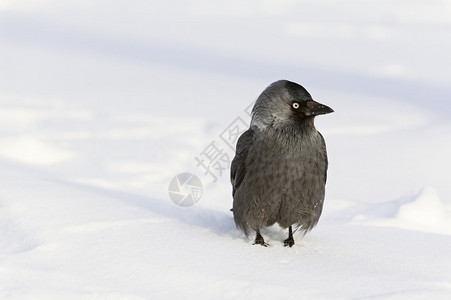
[[251, 80, 334, 131]]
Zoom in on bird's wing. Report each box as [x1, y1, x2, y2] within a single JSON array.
[[230, 129, 253, 197], [318, 132, 328, 184]]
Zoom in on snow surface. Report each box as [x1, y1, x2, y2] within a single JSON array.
[[1, 1, 451, 299]]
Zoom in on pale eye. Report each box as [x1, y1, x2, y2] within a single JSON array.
[[292, 102, 300, 109]]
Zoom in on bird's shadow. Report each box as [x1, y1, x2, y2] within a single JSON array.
[[53, 179, 242, 239]]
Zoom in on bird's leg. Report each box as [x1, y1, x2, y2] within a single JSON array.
[[284, 226, 295, 247], [254, 229, 268, 247]]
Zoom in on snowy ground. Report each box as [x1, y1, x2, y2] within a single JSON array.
[[1, 1, 451, 299]]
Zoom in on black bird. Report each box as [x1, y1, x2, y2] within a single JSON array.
[[231, 80, 333, 247]]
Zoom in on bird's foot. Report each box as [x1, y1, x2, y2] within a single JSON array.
[[284, 236, 295, 247], [254, 232, 268, 247], [253, 240, 269, 247]]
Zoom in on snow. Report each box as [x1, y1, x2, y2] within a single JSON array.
[[396, 187, 446, 226], [1, 0, 451, 299]]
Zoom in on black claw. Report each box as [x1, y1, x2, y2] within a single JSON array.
[[284, 226, 295, 247], [284, 237, 295, 247], [254, 231, 268, 247]]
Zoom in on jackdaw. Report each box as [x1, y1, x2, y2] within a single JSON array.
[[231, 80, 333, 247]]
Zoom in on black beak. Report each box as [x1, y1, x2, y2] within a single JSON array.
[[305, 100, 334, 116]]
